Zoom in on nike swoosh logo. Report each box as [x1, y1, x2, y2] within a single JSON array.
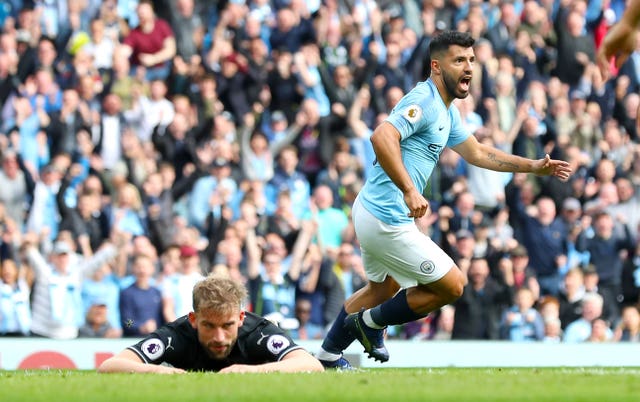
[[438, 126, 444, 131]]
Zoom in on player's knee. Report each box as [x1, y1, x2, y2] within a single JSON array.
[[445, 268, 465, 301]]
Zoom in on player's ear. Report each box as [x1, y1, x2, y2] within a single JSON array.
[[430, 59, 441, 75], [188, 312, 197, 328], [238, 310, 245, 326]]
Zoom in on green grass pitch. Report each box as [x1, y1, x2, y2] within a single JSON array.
[[1, 367, 638, 402]]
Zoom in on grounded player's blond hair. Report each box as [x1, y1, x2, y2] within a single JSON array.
[[192, 274, 247, 314]]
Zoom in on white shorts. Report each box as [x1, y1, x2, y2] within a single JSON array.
[[352, 196, 454, 288]]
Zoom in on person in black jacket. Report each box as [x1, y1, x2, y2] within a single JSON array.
[[452, 257, 513, 339]]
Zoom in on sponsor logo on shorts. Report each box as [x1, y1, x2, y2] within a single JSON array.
[[266, 335, 290, 355], [141, 338, 165, 360], [420, 260, 436, 275]]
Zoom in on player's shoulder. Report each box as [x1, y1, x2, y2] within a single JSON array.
[[240, 312, 291, 343], [393, 80, 444, 123], [239, 312, 299, 357]]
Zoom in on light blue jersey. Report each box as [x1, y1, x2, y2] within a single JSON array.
[[359, 79, 470, 225]]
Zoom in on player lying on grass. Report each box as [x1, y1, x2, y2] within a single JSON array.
[[98, 275, 323, 373]]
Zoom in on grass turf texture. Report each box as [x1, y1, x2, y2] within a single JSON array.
[[1, 367, 638, 402]]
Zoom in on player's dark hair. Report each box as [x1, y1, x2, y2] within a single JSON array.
[[429, 31, 475, 59]]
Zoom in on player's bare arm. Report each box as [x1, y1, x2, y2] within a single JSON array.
[[219, 349, 324, 373], [97, 349, 186, 374], [370, 122, 429, 218], [452, 135, 572, 181]]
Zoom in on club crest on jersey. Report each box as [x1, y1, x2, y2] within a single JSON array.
[[266, 335, 290, 355], [420, 260, 436, 275], [141, 338, 165, 360], [403, 105, 422, 123]]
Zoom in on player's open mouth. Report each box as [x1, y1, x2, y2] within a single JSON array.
[[460, 77, 471, 91]]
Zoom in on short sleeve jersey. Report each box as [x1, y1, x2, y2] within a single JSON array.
[[359, 79, 471, 225], [123, 19, 174, 67], [128, 312, 302, 371]]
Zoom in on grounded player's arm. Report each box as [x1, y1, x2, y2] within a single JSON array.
[[218, 349, 324, 373], [452, 135, 572, 180], [97, 349, 186, 374], [371, 122, 429, 217]]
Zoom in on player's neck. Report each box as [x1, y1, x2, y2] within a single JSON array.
[[430, 76, 453, 108]]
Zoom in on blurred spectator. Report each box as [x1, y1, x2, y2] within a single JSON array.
[[126, 79, 175, 142], [78, 301, 121, 338], [239, 114, 301, 184], [120, 0, 176, 81], [621, 242, 640, 307], [288, 298, 324, 340], [25, 163, 64, 241], [161, 244, 204, 323], [506, 173, 569, 296], [266, 145, 310, 220], [483, 0, 518, 57], [614, 305, 640, 342], [316, 149, 363, 210], [168, 0, 204, 62], [576, 211, 634, 322], [558, 268, 586, 330], [80, 259, 122, 333], [563, 292, 613, 343], [499, 287, 545, 341], [606, 176, 640, 241], [587, 318, 614, 342], [23, 236, 118, 339], [553, 5, 596, 89], [332, 241, 367, 301], [452, 257, 512, 340], [84, 18, 116, 75], [305, 184, 349, 254], [0, 258, 31, 336], [119, 254, 163, 337], [245, 218, 303, 323], [0, 150, 35, 228], [499, 244, 540, 301], [188, 157, 237, 232]]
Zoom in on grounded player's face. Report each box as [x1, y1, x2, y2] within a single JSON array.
[[440, 45, 474, 99], [190, 309, 244, 360]]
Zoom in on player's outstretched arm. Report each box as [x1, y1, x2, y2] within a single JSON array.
[[97, 349, 186, 374], [597, 1, 640, 79], [218, 349, 324, 373], [452, 135, 572, 181]]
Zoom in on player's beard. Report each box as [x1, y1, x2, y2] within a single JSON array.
[[442, 68, 470, 99], [205, 339, 236, 359]]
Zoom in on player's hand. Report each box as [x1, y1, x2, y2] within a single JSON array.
[[404, 188, 430, 218], [218, 364, 260, 373], [596, 21, 637, 80], [532, 154, 572, 181], [152, 365, 187, 374]]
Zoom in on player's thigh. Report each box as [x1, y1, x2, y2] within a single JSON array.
[[354, 207, 453, 288]]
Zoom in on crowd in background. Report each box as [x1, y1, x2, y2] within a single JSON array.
[[0, 0, 639, 344]]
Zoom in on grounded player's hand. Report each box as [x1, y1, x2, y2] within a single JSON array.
[[154, 365, 187, 374], [533, 154, 572, 181], [404, 188, 430, 218], [218, 364, 259, 373]]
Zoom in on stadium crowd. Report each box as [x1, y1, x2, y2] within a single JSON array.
[[0, 0, 639, 344]]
